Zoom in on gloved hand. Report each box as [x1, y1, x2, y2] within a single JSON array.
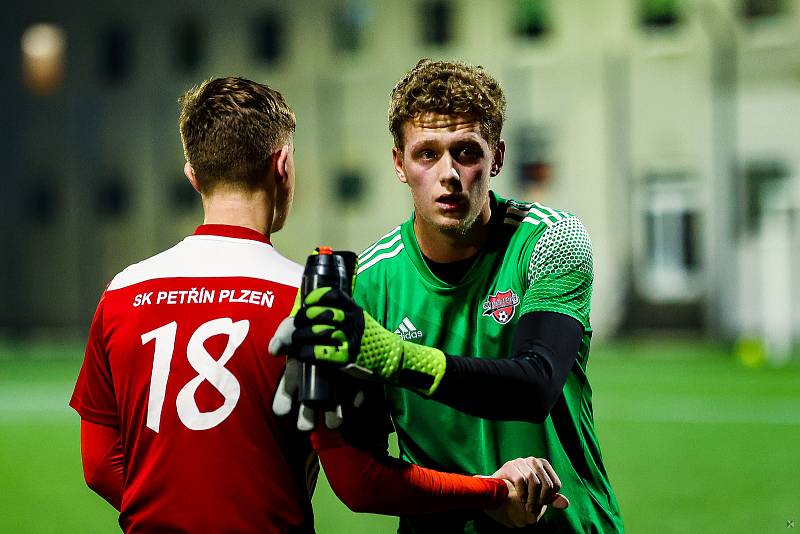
[[270, 316, 364, 431], [291, 286, 446, 396]]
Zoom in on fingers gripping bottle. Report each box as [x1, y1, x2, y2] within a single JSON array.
[[297, 247, 356, 430]]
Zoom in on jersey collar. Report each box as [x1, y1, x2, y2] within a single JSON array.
[[403, 191, 505, 292], [193, 224, 271, 244]]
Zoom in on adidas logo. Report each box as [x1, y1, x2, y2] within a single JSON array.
[[394, 317, 423, 341]]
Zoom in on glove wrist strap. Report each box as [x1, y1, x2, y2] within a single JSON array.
[[398, 342, 446, 396], [358, 313, 445, 396]]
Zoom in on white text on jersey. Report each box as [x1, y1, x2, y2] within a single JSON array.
[[394, 317, 423, 340], [133, 288, 275, 308]]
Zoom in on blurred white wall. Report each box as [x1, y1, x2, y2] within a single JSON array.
[[2, 0, 799, 354]]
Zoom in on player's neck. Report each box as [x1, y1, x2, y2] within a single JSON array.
[[201, 188, 274, 237], [414, 199, 491, 263]]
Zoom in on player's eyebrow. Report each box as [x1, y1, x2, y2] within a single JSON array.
[[407, 138, 442, 152], [451, 139, 484, 151], [410, 130, 482, 147]]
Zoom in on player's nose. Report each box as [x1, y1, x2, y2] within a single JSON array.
[[438, 155, 460, 186]]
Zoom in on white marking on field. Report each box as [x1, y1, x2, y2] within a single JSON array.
[[597, 394, 800, 426], [0, 384, 73, 421]]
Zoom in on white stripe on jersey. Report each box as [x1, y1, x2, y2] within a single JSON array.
[[107, 235, 303, 290], [506, 206, 530, 217], [508, 200, 533, 210], [534, 202, 566, 222], [358, 233, 403, 265], [527, 206, 556, 227], [357, 243, 405, 275], [402, 317, 416, 331], [359, 226, 401, 261]]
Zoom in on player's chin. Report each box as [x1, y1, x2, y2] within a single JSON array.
[[433, 216, 470, 236]]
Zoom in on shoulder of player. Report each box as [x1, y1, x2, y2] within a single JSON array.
[[356, 225, 405, 277], [526, 210, 594, 280], [107, 236, 303, 291], [500, 198, 578, 236]]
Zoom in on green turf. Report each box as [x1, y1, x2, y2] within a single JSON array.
[[0, 339, 798, 533], [588, 340, 800, 533]]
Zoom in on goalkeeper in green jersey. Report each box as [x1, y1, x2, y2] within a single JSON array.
[[286, 59, 623, 533]]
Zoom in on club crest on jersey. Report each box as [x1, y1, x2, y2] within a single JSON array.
[[482, 289, 520, 325]]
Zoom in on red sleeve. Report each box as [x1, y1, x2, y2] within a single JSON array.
[[80, 420, 124, 510], [70, 295, 119, 426], [311, 426, 508, 515]]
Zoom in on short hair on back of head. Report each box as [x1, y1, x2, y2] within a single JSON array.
[[179, 76, 295, 193], [388, 58, 506, 150]]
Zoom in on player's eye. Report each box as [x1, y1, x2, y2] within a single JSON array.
[[417, 149, 437, 160], [455, 147, 482, 164]]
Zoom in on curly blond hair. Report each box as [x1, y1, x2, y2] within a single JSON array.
[[388, 58, 506, 149], [179, 77, 295, 193]]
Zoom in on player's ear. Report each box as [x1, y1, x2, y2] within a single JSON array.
[[392, 146, 408, 184], [184, 162, 201, 193], [490, 139, 506, 177], [275, 144, 291, 184]]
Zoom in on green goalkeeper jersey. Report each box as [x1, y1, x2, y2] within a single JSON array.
[[353, 192, 623, 533]]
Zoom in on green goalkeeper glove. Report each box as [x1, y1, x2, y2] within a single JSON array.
[[292, 286, 446, 396]]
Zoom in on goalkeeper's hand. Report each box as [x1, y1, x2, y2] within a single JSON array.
[[292, 286, 446, 396]]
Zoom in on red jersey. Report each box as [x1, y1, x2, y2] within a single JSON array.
[[71, 224, 316, 533]]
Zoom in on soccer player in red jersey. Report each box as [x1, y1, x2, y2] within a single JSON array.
[[70, 77, 565, 533]]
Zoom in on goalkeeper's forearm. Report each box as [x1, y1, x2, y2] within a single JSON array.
[[432, 311, 582, 422], [349, 311, 582, 421]]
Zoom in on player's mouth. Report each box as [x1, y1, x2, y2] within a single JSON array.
[[435, 194, 467, 212]]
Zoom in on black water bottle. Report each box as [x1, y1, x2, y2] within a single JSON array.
[[298, 247, 352, 412]]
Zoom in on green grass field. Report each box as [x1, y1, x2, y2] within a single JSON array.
[[1, 338, 798, 533]]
